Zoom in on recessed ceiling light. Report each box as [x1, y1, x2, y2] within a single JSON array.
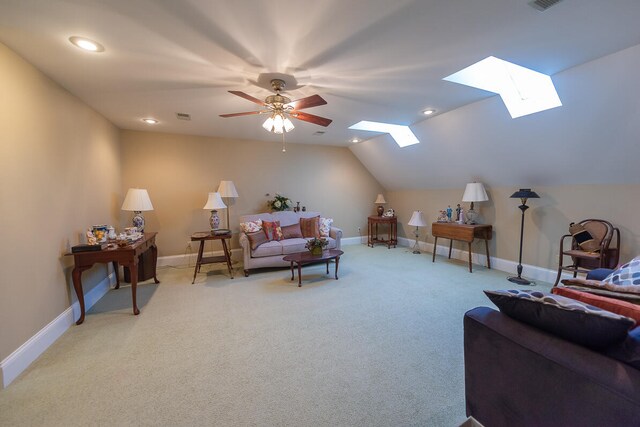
[[142, 118, 158, 124], [69, 36, 104, 52], [348, 121, 419, 148], [422, 109, 436, 115], [350, 138, 360, 143]]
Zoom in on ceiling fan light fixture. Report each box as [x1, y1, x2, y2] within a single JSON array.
[[273, 113, 284, 133], [262, 116, 274, 132], [283, 117, 295, 132]]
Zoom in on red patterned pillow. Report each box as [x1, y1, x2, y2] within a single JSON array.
[[262, 220, 283, 241], [552, 287, 640, 324], [300, 216, 320, 238]]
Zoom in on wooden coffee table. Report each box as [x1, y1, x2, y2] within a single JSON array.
[[283, 249, 344, 287]]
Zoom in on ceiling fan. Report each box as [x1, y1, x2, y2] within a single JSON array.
[[219, 79, 332, 133]]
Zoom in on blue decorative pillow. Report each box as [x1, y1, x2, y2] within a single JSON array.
[[586, 268, 615, 281], [602, 256, 640, 291], [484, 289, 636, 349]]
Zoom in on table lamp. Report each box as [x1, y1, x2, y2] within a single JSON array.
[[507, 188, 540, 285], [462, 182, 488, 224], [375, 194, 386, 216], [217, 180, 239, 231], [121, 188, 154, 232], [408, 211, 427, 254], [203, 192, 226, 231]]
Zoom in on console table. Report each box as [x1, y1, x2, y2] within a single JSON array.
[[431, 223, 492, 273], [368, 215, 398, 248], [67, 232, 159, 325], [190, 231, 233, 283]]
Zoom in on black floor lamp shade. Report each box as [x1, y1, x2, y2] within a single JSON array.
[[508, 189, 540, 285]]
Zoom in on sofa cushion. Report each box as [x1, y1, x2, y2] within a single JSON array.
[[484, 289, 636, 349], [281, 223, 303, 239], [262, 220, 283, 241], [552, 287, 640, 324], [240, 219, 263, 234], [319, 217, 333, 237], [561, 256, 640, 296], [300, 216, 320, 238], [281, 238, 309, 254], [251, 240, 283, 257], [603, 326, 640, 369], [246, 231, 268, 250]]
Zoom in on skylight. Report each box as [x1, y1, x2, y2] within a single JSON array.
[[443, 56, 562, 118], [348, 121, 419, 147]]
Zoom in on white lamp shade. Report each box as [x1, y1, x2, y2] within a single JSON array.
[[121, 188, 154, 211], [462, 182, 489, 203], [203, 192, 226, 210], [217, 180, 239, 198], [408, 211, 427, 227], [262, 116, 274, 132], [283, 117, 295, 132], [374, 194, 386, 204]]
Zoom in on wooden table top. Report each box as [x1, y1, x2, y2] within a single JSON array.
[[283, 249, 344, 263]]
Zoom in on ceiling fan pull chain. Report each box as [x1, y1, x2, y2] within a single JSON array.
[[282, 132, 286, 152]]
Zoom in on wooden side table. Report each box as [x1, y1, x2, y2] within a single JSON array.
[[191, 231, 234, 283], [368, 215, 398, 248], [431, 222, 492, 273], [66, 232, 159, 325]]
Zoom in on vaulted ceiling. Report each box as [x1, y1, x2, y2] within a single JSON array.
[[1, 0, 640, 150]]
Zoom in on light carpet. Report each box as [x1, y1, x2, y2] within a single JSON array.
[[0, 244, 551, 426]]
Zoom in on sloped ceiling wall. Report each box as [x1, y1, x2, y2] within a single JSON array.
[[350, 43, 640, 190]]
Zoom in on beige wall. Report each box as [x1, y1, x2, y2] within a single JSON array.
[[388, 184, 640, 273], [119, 130, 383, 256], [0, 43, 121, 361]]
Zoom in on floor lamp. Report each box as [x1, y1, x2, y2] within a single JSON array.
[[217, 180, 239, 232], [408, 211, 427, 254], [507, 188, 540, 285]]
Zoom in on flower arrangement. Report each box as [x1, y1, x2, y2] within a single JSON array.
[[305, 237, 328, 255], [267, 194, 291, 211]]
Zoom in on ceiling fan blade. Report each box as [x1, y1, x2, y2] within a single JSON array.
[[287, 94, 327, 110], [290, 111, 333, 127], [228, 90, 266, 106], [219, 111, 263, 118]]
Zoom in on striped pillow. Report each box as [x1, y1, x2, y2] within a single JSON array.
[[300, 216, 320, 238]]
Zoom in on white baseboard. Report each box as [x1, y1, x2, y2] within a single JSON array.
[[1, 271, 116, 389], [157, 248, 243, 268], [397, 237, 569, 284], [341, 236, 362, 246]]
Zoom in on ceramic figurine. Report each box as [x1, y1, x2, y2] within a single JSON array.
[[86, 229, 97, 245], [458, 207, 465, 224], [456, 204, 462, 222], [437, 210, 448, 222], [446, 205, 452, 221]]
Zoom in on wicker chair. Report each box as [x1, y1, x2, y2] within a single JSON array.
[[553, 219, 620, 287]]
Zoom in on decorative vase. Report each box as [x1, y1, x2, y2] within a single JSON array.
[[310, 246, 323, 256], [377, 205, 384, 216]]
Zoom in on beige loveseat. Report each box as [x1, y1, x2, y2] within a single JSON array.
[[239, 211, 342, 276]]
